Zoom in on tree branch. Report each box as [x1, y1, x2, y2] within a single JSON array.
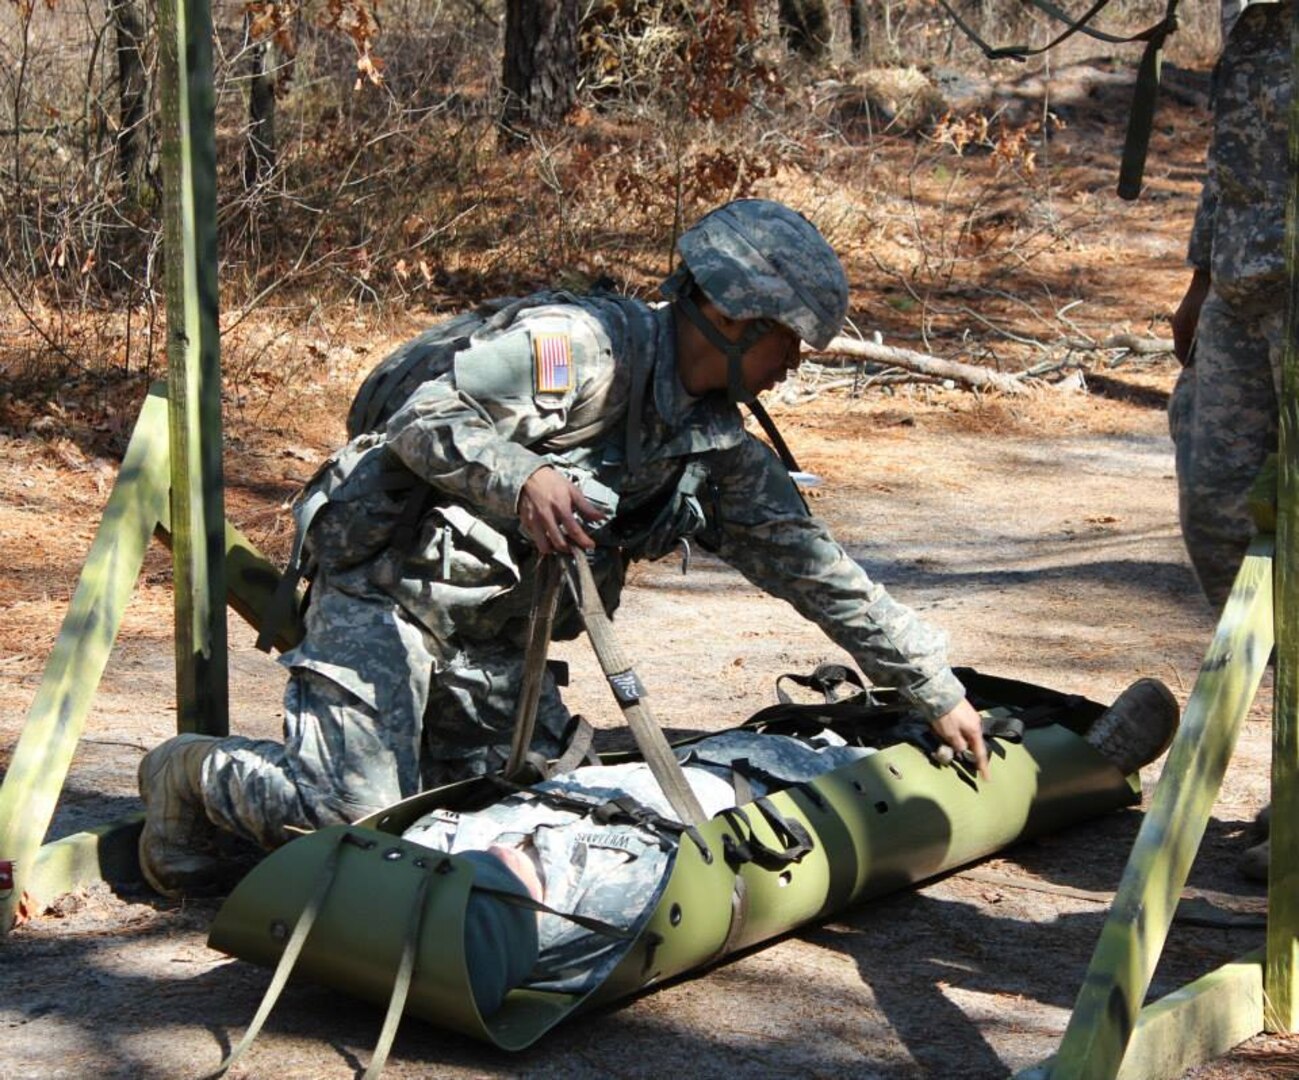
[[805, 335, 1030, 395]]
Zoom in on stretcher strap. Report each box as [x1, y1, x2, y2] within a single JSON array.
[[549, 715, 599, 775], [718, 801, 815, 872], [472, 882, 640, 941], [563, 553, 709, 828], [208, 830, 348, 1078], [1117, 0, 1180, 200], [486, 777, 711, 860], [775, 663, 865, 705], [505, 554, 564, 779], [362, 865, 434, 1080]]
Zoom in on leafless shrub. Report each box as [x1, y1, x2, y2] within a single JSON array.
[[0, 0, 1215, 422]]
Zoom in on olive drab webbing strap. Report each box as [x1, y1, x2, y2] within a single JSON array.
[[209, 829, 349, 1078], [505, 555, 564, 780], [562, 552, 709, 828], [1116, 0, 1180, 200], [548, 714, 599, 774], [932, 0, 1180, 201], [361, 862, 435, 1080]]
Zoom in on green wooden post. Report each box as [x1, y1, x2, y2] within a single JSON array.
[[157, 0, 228, 736], [1049, 539, 1275, 1077], [1265, 0, 1299, 1032], [0, 386, 172, 932]]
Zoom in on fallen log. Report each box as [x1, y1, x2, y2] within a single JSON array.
[[1063, 334, 1174, 355], [805, 335, 1029, 395]]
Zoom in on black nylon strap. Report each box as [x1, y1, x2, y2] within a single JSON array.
[[471, 882, 640, 941], [718, 802, 814, 872], [775, 663, 866, 705], [744, 396, 801, 474], [485, 776, 713, 861]]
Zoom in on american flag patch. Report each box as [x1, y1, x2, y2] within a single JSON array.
[[533, 332, 573, 394]]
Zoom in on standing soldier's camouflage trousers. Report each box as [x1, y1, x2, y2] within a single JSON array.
[[1169, 294, 1284, 610]]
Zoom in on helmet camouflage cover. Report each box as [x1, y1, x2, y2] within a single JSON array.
[[660, 198, 849, 349]]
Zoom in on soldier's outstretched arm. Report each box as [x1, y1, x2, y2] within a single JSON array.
[[704, 436, 970, 735]]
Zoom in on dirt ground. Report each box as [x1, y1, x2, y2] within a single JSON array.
[[2, 59, 1298, 1080]]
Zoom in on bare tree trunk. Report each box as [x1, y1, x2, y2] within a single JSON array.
[[501, 0, 579, 139], [243, 15, 276, 190], [778, 0, 831, 58], [109, 0, 150, 195], [845, 0, 869, 56]]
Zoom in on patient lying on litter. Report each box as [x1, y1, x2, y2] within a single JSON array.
[[402, 678, 1178, 1016]]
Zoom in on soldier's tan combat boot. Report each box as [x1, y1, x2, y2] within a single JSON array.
[[138, 734, 223, 898], [1083, 678, 1180, 775]]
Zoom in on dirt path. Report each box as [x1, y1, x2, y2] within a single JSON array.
[[2, 374, 1291, 1079]]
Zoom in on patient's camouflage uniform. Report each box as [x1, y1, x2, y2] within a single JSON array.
[[197, 297, 965, 851], [1170, 0, 1289, 608], [404, 729, 874, 999]]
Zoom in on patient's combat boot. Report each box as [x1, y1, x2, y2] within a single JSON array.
[[1239, 838, 1270, 883], [1083, 678, 1179, 775], [138, 734, 224, 898]]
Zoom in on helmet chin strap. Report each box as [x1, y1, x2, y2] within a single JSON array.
[[674, 290, 767, 406], [672, 294, 802, 474]]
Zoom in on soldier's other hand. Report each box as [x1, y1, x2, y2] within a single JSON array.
[[930, 698, 989, 780], [1171, 268, 1210, 366], [519, 466, 605, 554]]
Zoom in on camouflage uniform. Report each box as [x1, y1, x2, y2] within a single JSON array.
[[404, 729, 875, 1000], [1169, 0, 1288, 608], [185, 202, 965, 853], [197, 292, 964, 850]]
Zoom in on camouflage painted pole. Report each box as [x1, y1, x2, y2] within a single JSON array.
[[1264, 0, 1299, 1032], [157, 0, 229, 734]]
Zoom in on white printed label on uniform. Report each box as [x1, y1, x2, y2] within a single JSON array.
[[573, 832, 638, 853], [533, 331, 574, 394]]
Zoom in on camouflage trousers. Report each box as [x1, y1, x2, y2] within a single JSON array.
[[1169, 286, 1285, 610], [198, 568, 572, 850]]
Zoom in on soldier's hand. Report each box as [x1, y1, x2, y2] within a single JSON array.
[[1171, 268, 1210, 366], [519, 466, 605, 554], [930, 698, 989, 780]]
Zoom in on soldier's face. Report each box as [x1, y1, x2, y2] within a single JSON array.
[[741, 322, 802, 394]]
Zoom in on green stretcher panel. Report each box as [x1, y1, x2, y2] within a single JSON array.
[[209, 674, 1139, 1052]]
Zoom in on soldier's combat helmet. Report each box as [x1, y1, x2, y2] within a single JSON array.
[[660, 198, 849, 402]]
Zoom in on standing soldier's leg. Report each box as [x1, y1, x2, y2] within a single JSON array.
[[1169, 291, 1282, 611]]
